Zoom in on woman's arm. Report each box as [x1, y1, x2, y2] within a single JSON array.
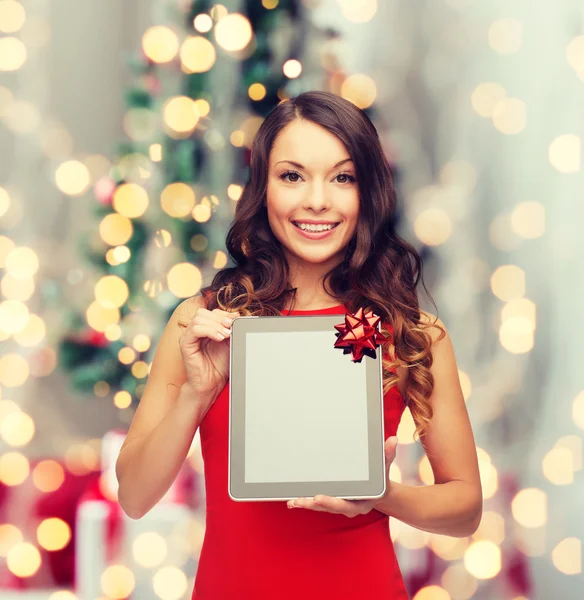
[[115, 297, 213, 519], [374, 313, 483, 538]]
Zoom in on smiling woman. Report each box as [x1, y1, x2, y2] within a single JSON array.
[[117, 90, 481, 600], [266, 119, 360, 269]]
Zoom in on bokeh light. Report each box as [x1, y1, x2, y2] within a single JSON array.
[[214, 13, 253, 52], [142, 26, 179, 63], [512, 488, 547, 528]]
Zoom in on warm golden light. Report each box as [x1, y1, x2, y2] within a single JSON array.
[[86, 301, 120, 333], [142, 26, 179, 63], [131, 361, 149, 379], [133, 334, 151, 353], [0, 299, 29, 334], [32, 460, 65, 493], [54, 160, 91, 196], [3, 100, 41, 134], [48, 591, 77, 600], [414, 208, 452, 246], [181, 36, 216, 73], [193, 13, 213, 33], [99, 213, 133, 246], [167, 263, 203, 298], [249, 83, 266, 101], [114, 391, 132, 409], [118, 347, 136, 365], [542, 447, 574, 485], [0, 353, 29, 387], [338, 0, 378, 23], [0, 451, 30, 485], [511, 201, 545, 238], [552, 538, 581, 575], [0, 410, 34, 446], [214, 13, 253, 52], [549, 134, 581, 174], [554, 435, 582, 471], [113, 183, 149, 218], [471, 82, 507, 118], [341, 74, 377, 109], [492, 98, 527, 135], [193, 202, 212, 222], [488, 18, 523, 55], [14, 313, 47, 347], [163, 96, 200, 135], [5, 245, 39, 278], [101, 564, 135, 599], [152, 565, 188, 600], [473, 511, 505, 544], [283, 59, 302, 79], [133, 532, 168, 568], [512, 487, 547, 528], [213, 250, 228, 269], [65, 443, 99, 475], [499, 317, 534, 354], [501, 298, 536, 328], [0, 523, 23, 557], [0, 1, 26, 33], [149, 143, 162, 162], [227, 183, 243, 201], [0, 37, 26, 71], [464, 540, 501, 579], [161, 182, 196, 217], [441, 563, 477, 600], [6, 542, 41, 577], [95, 275, 129, 309], [490, 265, 525, 300], [0, 235, 16, 266], [37, 518, 71, 551]]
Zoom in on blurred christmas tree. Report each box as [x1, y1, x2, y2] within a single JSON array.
[[58, 0, 415, 408]]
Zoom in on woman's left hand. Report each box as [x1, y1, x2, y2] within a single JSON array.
[[286, 436, 398, 517]]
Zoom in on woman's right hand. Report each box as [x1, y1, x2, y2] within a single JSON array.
[[178, 306, 240, 405]]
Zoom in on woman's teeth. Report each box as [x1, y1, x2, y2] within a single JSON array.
[[294, 222, 337, 232]]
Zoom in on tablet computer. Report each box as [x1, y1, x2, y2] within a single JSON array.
[[228, 314, 386, 502]]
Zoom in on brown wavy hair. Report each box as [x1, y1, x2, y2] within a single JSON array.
[[198, 91, 445, 440]]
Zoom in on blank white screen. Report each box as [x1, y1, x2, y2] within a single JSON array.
[[244, 331, 369, 483]]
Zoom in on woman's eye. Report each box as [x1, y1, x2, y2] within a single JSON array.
[[280, 171, 302, 183], [336, 173, 356, 184], [279, 171, 356, 184]]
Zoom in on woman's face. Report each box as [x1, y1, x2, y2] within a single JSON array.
[[265, 119, 359, 271]]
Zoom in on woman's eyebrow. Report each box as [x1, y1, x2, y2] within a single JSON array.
[[274, 158, 353, 169]]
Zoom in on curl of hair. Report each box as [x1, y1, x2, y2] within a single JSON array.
[[198, 91, 445, 441]]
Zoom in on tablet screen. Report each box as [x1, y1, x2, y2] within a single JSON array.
[[244, 330, 369, 483]]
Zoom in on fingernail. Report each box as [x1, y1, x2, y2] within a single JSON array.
[[222, 327, 231, 336], [221, 318, 233, 326]]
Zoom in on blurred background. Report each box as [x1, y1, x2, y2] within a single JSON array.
[[1, 0, 583, 598]]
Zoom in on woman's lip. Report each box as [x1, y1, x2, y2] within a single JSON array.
[[292, 221, 340, 239]]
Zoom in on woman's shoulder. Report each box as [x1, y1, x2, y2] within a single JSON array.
[[174, 293, 209, 328], [418, 310, 448, 344]]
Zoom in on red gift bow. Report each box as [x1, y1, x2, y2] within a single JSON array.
[[334, 307, 389, 363]]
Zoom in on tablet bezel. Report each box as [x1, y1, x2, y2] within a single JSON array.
[[228, 314, 386, 502]]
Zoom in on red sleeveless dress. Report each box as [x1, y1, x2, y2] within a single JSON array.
[[191, 304, 409, 599]]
